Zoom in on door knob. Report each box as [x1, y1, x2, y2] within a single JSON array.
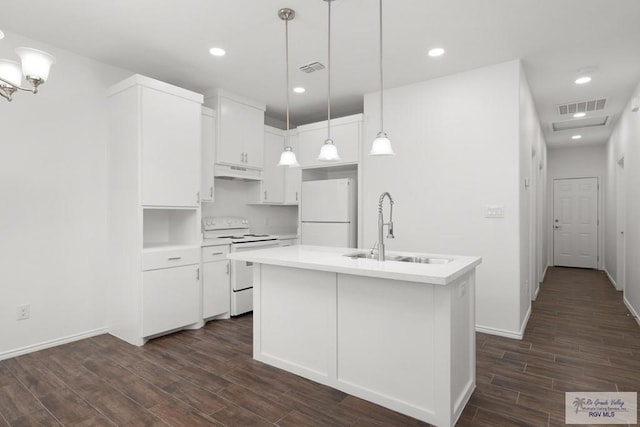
[[554, 225, 560, 229]]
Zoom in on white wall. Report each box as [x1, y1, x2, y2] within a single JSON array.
[[605, 82, 640, 321], [362, 60, 534, 337], [0, 31, 130, 358], [202, 179, 298, 235], [546, 145, 606, 269]]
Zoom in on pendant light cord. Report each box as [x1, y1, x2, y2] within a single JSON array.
[[379, 0, 384, 134], [327, 0, 332, 141], [285, 16, 291, 142]]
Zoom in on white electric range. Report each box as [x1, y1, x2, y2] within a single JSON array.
[[202, 216, 279, 316]]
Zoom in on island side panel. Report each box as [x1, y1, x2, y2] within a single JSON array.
[[449, 271, 476, 421], [254, 264, 337, 383], [335, 274, 441, 425]]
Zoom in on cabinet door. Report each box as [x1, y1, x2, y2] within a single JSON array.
[[142, 264, 200, 337], [217, 97, 246, 166], [284, 133, 301, 204], [203, 260, 230, 318], [141, 87, 201, 207], [201, 108, 215, 202], [263, 130, 285, 203], [297, 121, 360, 168], [243, 104, 265, 169]]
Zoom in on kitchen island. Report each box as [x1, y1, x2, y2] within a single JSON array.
[[228, 245, 481, 427]]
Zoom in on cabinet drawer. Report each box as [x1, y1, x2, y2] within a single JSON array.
[[202, 245, 230, 263], [142, 247, 200, 271]]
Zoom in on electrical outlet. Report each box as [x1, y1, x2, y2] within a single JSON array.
[[17, 304, 30, 320], [485, 205, 505, 218]]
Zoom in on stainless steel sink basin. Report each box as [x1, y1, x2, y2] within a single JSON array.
[[395, 256, 452, 264], [343, 252, 452, 264], [343, 251, 406, 261]]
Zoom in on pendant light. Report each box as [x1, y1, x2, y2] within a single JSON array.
[[318, 0, 340, 162], [277, 8, 300, 167], [369, 0, 395, 156]]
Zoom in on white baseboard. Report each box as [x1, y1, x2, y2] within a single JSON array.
[[0, 327, 108, 361], [623, 297, 640, 329], [541, 265, 549, 282], [603, 268, 619, 290], [476, 324, 523, 340]]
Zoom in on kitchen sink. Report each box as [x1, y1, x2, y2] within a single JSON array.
[[343, 252, 453, 264], [343, 251, 406, 261], [395, 256, 452, 264]]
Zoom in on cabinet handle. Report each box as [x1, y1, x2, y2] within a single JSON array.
[[196, 267, 200, 280], [240, 152, 244, 163], [196, 192, 200, 203], [296, 191, 298, 201], [210, 186, 213, 198], [246, 153, 249, 163], [212, 251, 223, 256], [226, 263, 229, 275], [167, 256, 182, 261], [264, 190, 267, 200]]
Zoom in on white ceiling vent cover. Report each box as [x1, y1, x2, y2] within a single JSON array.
[[551, 115, 610, 132], [557, 98, 606, 115], [299, 61, 325, 73]]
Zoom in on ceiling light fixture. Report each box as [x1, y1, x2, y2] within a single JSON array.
[[572, 135, 582, 140], [277, 8, 300, 168], [0, 29, 4, 40], [318, 0, 340, 162], [428, 47, 445, 57], [209, 47, 226, 57], [0, 47, 55, 102], [370, 0, 395, 156], [575, 76, 591, 85], [573, 112, 586, 118], [293, 87, 305, 93]]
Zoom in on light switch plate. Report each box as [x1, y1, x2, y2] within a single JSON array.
[[486, 205, 505, 218]]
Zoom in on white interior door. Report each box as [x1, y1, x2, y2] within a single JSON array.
[[553, 178, 598, 268], [617, 158, 626, 291]]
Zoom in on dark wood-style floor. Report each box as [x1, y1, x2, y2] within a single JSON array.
[[1, 267, 639, 426]]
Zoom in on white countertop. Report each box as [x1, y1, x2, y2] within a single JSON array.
[[227, 245, 481, 285]]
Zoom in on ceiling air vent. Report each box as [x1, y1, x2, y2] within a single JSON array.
[[551, 115, 610, 132], [557, 98, 606, 115], [299, 61, 325, 73]]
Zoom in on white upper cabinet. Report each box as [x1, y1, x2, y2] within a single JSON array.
[[201, 106, 216, 202], [139, 86, 201, 207], [208, 90, 265, 170], [247, 126, 301, 205], [296, 114, 362, 168], [284, 131, 301, 204]]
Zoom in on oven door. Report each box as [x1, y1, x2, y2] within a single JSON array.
[[231, 240, 279, 291]]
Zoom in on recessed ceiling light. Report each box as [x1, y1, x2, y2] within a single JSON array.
[[428, 47, 445, 57], [573, 112, 586, 118], [293, 87, 305, 93], [209, 47, 226, 57], [572, 135, 582, 140], [575, 76, 591, 85], [0, 30, 4, 40]]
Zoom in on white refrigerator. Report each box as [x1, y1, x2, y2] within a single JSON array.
[[300, 178, 357, 247]]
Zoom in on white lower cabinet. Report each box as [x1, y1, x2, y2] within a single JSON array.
[[202, 246, 231, 320], [142, 264, 200, 337]]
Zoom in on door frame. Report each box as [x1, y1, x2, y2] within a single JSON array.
[[551, 176, 601, 269]]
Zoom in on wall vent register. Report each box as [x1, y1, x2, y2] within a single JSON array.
[[557, 98, 606, 115]]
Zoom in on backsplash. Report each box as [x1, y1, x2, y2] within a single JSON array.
[[201, 179, 298, 235]]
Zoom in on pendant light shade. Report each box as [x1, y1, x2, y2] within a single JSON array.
[[15, 47, 55, 83], [277, 8, 300, 168], [370, 132, 395, 156], [369, 0, 395, 157], [0, 59, 22, 87], [318, 0, 340, 162], [278, 146, 300, 167]]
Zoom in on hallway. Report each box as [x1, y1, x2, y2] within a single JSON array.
[[462, 267, 640, 425]]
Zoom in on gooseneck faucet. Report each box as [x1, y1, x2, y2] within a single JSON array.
[[377, 192, 395, 261]]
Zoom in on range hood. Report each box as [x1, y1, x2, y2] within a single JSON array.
[[214, 163, 263, 181]]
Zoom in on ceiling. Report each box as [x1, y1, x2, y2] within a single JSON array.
[[2, 0, 640, 148]]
